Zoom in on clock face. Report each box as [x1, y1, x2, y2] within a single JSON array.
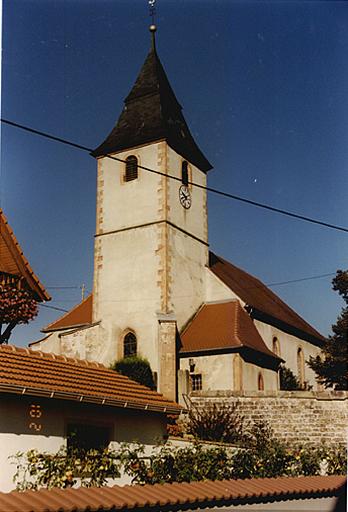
[[179, 185, 192, 209]]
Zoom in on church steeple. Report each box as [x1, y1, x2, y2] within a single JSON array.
[[92, 29, 212, 172]]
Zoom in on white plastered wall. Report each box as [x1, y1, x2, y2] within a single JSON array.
[[180, 353, 234, 392], [254, 320, 322, 390], [0, 395, 166, 492]]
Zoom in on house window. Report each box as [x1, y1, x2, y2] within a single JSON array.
[[125, 155, 138, 182], [190, 373, 202, 391], [297, 347, 305, 387], [67, 423, 110, 454], [124, 332, 137, 357], [272, 337, 280, 357], [181, 161, 189, 186], [258, 372, 264, 391]]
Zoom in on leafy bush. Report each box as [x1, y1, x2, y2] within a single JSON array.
[[11, 447, 120, 491], [185, 398, 248, 445], [231, 421, 294, 478], [120, 442, 233, 485], [111, 356, 155, 389]]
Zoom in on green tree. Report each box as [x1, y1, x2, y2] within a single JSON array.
[[279, 365, 303, 391], [308, 270, 348, 390], [111, 356, 155, 389]]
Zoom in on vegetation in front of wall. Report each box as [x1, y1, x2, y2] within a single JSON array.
[[308, 270, 348, 390], [111, 356, 155, 390], [279, 364, 304, 391], [185, 399, 249, 445], [12, 421, 347, 490], [11, 446, 121, 491]]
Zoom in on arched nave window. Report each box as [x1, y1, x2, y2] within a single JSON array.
[[272, 337, 280, 357], [297, 347, 305, 387], [258, 372, 264, 391], [124, 332, 137, 358]]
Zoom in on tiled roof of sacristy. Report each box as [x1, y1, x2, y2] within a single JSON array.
[[209, 252, 324, 345], [180, 300, 282, 363], [0, 345, 183, 414], [0, 209, 50, 302], [40, 294, 93, 333], [91, 46, 212, 173], [0, 475, 345, 512]]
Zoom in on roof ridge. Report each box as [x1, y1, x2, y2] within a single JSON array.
[[1, 344, 104, 370], [209, 251, 324, 342], [232, 300, 244, 346], [0, 345, 171, 400]]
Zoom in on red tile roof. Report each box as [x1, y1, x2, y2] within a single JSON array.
[[0, 476, 344, 512], [181, 300, 281, 361], [209, 252, 324, 344], [0, 209, 50, 302], [41, 294, 93, 333], [0, 345, 182, 414]]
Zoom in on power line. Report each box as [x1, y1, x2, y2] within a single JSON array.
[[2, 118, 348, 234], [39, 303, 69, 313], [266, 272, 336, 288], [46, 286, 80, 290]]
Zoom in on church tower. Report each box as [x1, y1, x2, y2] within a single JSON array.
[[90, 27, 212, 399]]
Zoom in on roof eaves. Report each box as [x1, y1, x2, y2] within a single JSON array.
[[248, 306, 325, 347], [0, 382, 184, 415], [58, 322, 100, 337], [0, 209, 50, 302]]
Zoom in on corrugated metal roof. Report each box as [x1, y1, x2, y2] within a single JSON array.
[[209, 252, 324, 344], [0, 476, 344, 512], [0, 209, 50, 302], [180, 300, 280, 361], [0, 345, 182, 414]]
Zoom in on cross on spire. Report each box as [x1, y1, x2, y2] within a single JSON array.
[[148, 0, 157, 50]]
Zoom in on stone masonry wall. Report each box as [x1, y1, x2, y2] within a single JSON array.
[[189, 390, 348, 447]]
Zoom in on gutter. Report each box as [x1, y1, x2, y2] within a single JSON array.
[[0, 383, 184, 415]]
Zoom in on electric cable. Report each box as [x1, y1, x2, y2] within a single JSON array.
[[2, 118, 348, 234]]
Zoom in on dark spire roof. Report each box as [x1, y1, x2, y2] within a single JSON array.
[[91, 45, 212, 172]]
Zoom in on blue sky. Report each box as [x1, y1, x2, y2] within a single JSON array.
[[1, 0, 348, 347]]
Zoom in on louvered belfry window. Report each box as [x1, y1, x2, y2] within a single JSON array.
[[125, 155, 138, 182], [124, 332, 137, 357], [181, 161, 189, 186]]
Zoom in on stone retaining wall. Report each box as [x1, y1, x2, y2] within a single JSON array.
[[188, 390, 348, 447]]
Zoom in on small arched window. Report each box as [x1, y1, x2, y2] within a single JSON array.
[[258, 372, 264, 391], [181, 161, 189, 186], [297, 347, 305, 387], [272, 337, 280, 357], [124, 332, 137, 357], [233, 354, 243, 391], [125, 156, 138, 182]]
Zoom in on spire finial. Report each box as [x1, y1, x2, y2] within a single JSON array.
[[148, 0, 157, 50]]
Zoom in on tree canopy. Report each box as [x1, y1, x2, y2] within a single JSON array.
[[308, 270, 348, 390], [0, 281, 38, 344]]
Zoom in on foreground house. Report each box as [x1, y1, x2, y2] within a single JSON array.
[[0, 209, 50, 344], [0, 475, 345, 512], [30, 27, 324, 399], [0, 345, 182, 492]]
